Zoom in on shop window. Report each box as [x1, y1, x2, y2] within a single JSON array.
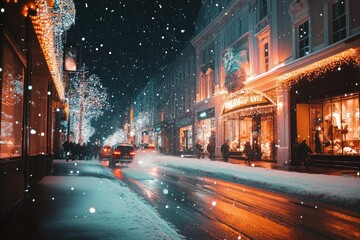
[[0, 43, 25, 158], [179, 126, 193, 152], [239, 117, 252, 151], [225, 119, 240, 151], [260, 115, 274, 160], [300, 93, 359, 156], [197, 117, 215, 153], [332, 0, 347, 43]]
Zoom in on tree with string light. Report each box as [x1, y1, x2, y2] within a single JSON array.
[[68, 66, 109, 144]]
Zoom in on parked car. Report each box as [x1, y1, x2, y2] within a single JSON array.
[[109, 143, 136, 167], [99, 145, 112, 161]]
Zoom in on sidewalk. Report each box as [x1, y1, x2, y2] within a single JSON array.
[[0, 160, 183, 240], [227, 158, 360, 177], [182, 154, 360, 178]]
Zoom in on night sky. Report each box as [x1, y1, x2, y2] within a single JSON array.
[[66, 0, 203, 141]]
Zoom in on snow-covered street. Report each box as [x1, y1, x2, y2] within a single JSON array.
[[1, 152, 359, 239]]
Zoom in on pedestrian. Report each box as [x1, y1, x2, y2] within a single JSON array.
[[207, 140, 215, 160], [220, 140, 230, 162], [292, 138, 300, 166], [243, 141, 252, 165], [195, 140, 203, 159], [62, 140, 70, 159], [298, 139, 312, 166]]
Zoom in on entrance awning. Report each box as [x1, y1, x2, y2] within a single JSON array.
[[221, 88, 277, 120]]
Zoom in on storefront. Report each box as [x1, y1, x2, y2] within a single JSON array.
[[296, 93, 359, 156], [222, 89, 277, 160], [0, 1, 73, 222], [290, 57, 360, 159], [196, 108, 215, 153], [154, 122, 172, 154], [176, 115, 194, 153], [291, 62, 360, 157]]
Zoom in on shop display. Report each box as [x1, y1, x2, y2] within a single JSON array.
[[308, 93, 359, 156]]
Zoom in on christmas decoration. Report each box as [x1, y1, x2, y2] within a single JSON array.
[[68, 66, 109, 144], [29, 0, 75, 100], [277, 48, 359, 89]]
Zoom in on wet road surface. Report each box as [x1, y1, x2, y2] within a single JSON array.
[[109, 155, 360, 239]]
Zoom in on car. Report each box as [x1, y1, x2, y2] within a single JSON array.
[[109, 143, 136, 167], [99, 145, 112, 161]]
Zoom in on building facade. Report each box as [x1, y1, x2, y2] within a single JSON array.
[[0, 0, 74, 221], [191, 0, 359, 164], [132, 80, 155, 148], [132, 0, 359, 166]]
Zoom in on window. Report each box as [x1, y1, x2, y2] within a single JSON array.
[[238, 18, 243, 38], [0, 42, 25, 158], [259, 0, 267, 20], [264, 42, 269, 72], [332, 0, 346, 43], [298, 21, 310, 57], [297, 93, 359, 156]]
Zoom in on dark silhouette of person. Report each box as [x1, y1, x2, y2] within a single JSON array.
[[292, 138, 300, 166], [243, 141, 252, 165], [207, 140, 215, 160], [221, 141, 230, 162], [298, 139, 312, 166], [195, 140, 203, 159]]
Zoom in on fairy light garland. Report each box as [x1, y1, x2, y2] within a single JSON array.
[[277, 48, 359, 89], [29, 0, 75, 100]]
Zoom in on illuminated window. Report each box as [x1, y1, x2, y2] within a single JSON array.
[[296, 93, 359, 156], [264, 42, 269, 72], [332, 0, 347, 43], [0, 42, 25, 158], [298, 21, 310, 57], [257, 32, 270, 74]]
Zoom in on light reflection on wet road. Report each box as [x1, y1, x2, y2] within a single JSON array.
[[108, 156, 360, 239]]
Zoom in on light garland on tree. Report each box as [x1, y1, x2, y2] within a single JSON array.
[[69, 66, 110, 144], [103, 129, 128, 146], [134, 112, 150, 145], [277, 48, 359, 89]]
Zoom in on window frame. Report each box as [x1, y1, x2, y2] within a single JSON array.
[[297, 19, 310, 58]]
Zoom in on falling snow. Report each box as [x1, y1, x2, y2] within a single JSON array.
[[67, 0, 203, 141]]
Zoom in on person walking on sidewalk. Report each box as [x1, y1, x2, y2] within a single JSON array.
[[221, 140, 230, 162], [244, 141, 252, 165], [298, 139, 312, 166], [207, 140, 215, 160], [195, 140, 203, 159]]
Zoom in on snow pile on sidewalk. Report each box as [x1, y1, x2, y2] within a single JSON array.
[[37, 161, 183, 240]]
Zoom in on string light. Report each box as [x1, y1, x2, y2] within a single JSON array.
[[29, 0, 75, 100], [277, 48, 359, 89]]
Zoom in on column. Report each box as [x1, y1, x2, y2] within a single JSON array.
[[276, 86, 291, 165]]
